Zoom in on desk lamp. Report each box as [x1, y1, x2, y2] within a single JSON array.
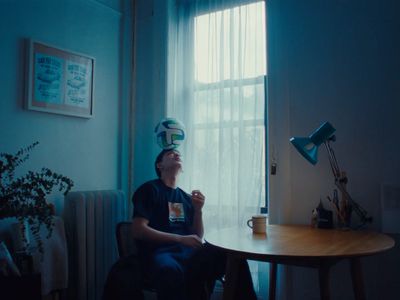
[[290, 121, 372, 228]]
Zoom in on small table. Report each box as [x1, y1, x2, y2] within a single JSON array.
[[205, 225, 395, 300]]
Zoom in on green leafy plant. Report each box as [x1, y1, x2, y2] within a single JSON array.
[[0, 142, 73, 255]]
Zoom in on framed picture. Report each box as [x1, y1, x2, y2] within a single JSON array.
[[26, 39, 95, 118]]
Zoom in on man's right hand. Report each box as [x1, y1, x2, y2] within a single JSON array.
[[132, 217, 204, 248], [178, 234, 203, 248]]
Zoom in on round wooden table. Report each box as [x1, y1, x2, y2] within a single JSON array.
[[205, 224, 395, 300]]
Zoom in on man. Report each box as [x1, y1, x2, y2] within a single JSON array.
[[132, 149, 256, 300]]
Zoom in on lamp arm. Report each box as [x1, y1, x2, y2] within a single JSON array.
[[324, 141, 341, 180], [324, 141, 373, 226], [334, 181, 373, 225]]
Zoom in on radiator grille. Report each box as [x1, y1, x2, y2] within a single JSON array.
[[64, 190, 127, 300]]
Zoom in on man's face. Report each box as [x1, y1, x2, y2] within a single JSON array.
[[158, 150, 183, 173]]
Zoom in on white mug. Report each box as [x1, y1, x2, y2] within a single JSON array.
[[247, 214, 267, 234]]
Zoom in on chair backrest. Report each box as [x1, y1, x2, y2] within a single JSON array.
[[115, 221, 158, 295], [116, 221, 138, 258]]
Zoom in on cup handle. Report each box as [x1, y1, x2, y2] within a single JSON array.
[[247, 219, 253, 228]]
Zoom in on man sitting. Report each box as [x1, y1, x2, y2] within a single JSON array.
[[131, 149, 257, 300]]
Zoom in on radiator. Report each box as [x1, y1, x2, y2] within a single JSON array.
[[64, 190, 128, 300]]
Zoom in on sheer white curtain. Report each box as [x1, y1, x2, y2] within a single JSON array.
[[167, 0, 266, 231]]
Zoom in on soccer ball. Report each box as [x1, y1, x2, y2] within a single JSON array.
[[155, 118, 185, 150]]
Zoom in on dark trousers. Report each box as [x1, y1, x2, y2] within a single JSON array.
[[145, 243, 257, 300]]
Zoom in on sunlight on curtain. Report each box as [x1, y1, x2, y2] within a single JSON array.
[[167, 0, 266, 231]]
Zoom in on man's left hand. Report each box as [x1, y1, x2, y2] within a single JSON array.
[[191, 190, 205, 212]]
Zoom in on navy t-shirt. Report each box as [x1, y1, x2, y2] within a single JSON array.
[[132, 179, 194, 255]]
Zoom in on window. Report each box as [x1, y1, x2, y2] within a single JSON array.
[[168, 0, 267, 229]]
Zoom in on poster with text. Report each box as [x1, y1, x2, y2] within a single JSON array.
[[65, 60, 92, 108], [34, 53, 64, 104]]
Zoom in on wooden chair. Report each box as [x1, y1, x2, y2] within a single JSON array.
[[115, 221, 157, 296], [104, 221, 158, 300], [115, 221, 221, 300], [115, 221, 139, 258]]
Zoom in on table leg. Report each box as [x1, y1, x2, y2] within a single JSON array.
[[318, 262, 331, 300], [223, 255, 241, 300], [268, 262, 277, 300], [350, 257, 366, 300]]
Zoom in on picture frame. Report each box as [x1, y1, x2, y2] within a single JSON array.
[[26, 39, 95, 118]]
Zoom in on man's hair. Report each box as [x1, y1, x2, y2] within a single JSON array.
[[154, 149, 181, 178]]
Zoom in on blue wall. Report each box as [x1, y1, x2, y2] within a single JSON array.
[[267, 0, 400, 299], [132, 0, 169, 190], [0, 0, 130, 213], [269, 0, 400, 224]]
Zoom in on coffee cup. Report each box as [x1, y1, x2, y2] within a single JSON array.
[[247, 214, 267, 234]]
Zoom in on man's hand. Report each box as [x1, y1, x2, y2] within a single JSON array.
[[191, 190, 205, 212], [132, 217, 204, 246], [178, 234, 203, 248]]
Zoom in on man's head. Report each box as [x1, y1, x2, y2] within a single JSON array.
[[154, 149, 183, 178]]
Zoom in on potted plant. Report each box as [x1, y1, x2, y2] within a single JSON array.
[[0, 142, 73, 255]]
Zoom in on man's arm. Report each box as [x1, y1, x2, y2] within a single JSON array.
[[131, 217, 203, 248], [190, 190, 205, 238]]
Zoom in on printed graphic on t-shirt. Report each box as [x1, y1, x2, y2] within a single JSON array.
[[168, 202, 185, 222]]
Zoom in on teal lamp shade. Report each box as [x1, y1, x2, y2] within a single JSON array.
[[290, 122, 336, 165]]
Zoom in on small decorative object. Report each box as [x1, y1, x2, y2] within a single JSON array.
[[290, 122, 373, 229], [26, 39, 95, 118], [155, 117, 186, 150], [311, 208, 318, 228], [313, 200, 333, 229], [0, 142, 74, 255]]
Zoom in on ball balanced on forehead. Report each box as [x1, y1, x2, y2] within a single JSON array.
[[155, 118, 185, 150]]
